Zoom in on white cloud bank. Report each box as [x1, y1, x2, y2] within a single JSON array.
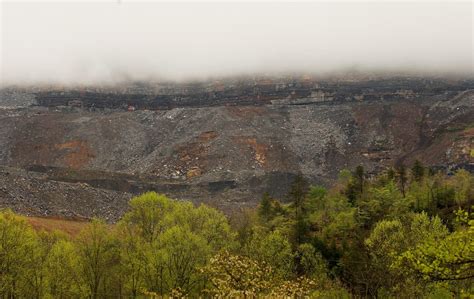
[[1, 1, 473, 84]]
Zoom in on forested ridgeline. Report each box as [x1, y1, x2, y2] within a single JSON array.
[[1, 162, 473, 298]]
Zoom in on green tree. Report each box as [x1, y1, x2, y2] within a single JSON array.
[[365, 212, 450, 297], [22, 231, 55, 299], [297, 243, 328, 279], [258, 192, 273, 222], [288, 174, 309, 219], [45, 239, 84, 298], [159, 226, 210, 294], [0, 209, 41, 298], [354, 165, 365, 195], [356, 181, 407, 227], [411, 160, 425, 182], [245, 229, 294, 279], [118, 192, 235, 296], [140, 237, 167, 295], [365, 219, 412, 296], [449, 169, 473, 207], [188, 204, 236, 251], [307, 192, 357, 243], [121, 192, 173, 243], [400, 209, 473, 283], [288, 174, 309, 246], [386, 167, 396, 181], [116, 222, 144, 298], [76, 219, 119, 299], [396, 164, 408, 197], [306, 185, 327, 213], [342, 166, 367, 205]]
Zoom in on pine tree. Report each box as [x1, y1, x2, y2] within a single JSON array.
[[288, 174, 309, 219], [411, 160, 425, 182], [387, 167, 396, 181], [258, 192, 273, 222], [354, 165, 365, 195], [288, 174, 309, 247], [396, 165, 407, 197]]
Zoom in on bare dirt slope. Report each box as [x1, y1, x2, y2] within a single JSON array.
[[0, 77, 473, 220]]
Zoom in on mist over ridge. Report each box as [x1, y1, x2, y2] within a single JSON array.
[[1, 1, 473, 85]]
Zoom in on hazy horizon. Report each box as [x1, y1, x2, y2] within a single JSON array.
[[1, 1, 473, 85]]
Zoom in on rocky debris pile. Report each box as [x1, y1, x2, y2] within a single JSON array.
[[0, 166, 132, 222], [0, 87, 36, 108], [0, 76, 473, 220]]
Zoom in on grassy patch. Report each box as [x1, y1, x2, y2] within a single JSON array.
[[443, 122, 474, 133], [26, 216, 89, 236]]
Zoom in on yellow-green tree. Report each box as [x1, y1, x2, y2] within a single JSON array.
[[45, 239, 84, 298], [400, 209, 473, 283], [365, 212, 450, 296], [116, 221, 144, 298], [118, 192, 235, 296], [0, 209, 42, 298], [76, 219, 119, 299], [244, 228, 294, 279]]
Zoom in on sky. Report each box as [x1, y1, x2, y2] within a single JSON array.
[[1, 1, 473, 84]]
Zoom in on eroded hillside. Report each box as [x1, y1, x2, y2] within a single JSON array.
[[0, 76, 473, 220]]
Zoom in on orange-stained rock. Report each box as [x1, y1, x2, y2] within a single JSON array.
[[55, 140, 95, 169], [186, 166, 202, 179]]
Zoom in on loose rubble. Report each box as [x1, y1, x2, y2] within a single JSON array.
[[0, 75, 473, 221]]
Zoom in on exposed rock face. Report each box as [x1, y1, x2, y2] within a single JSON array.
[[0, 76, 473, 220]]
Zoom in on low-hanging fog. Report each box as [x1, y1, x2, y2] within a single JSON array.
[[1, 1, 473, 85]]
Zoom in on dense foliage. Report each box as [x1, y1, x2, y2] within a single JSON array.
[[0, 162, 473, 298]]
